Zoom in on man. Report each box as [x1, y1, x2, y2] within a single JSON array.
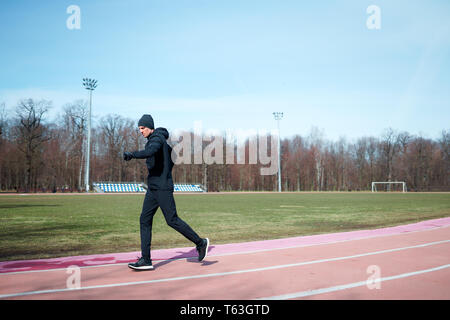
[[124, 114, 209, 270]]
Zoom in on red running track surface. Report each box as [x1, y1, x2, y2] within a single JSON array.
[[0, 217, 449, 300]]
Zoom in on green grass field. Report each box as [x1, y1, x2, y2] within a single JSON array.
[[0, 192, 449, 261]]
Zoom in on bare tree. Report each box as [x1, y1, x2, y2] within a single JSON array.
[[60, 100, 88, 190], [0, 102, 6, 142], [13, 99, 51, 191], [437, 130, 449, 189], [99, 114, 134, 181], [353, 137, 368, 189], [0, 103, 8, 190], [366, 137, 378, 185], [438, 130, 449, 165], [380, 128, 400, 186], [308, 127, 325, 191]]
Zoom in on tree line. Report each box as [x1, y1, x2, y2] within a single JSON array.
[[0, 99, 448, 192]]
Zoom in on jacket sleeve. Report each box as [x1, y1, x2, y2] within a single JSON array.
[[131, 136, 163, 159]]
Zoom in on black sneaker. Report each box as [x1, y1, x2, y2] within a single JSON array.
[[128, 257, 154, 270], [196, 238, 210, 262]]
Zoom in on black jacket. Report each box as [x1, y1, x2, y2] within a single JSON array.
[[131, 127, 174, 191]]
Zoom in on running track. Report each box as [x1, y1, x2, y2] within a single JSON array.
[[0, 217, 449, 300]]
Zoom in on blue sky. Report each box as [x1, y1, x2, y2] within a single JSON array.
[[1, 0, 449, 141]]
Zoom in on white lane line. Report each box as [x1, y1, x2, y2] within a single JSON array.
[[0, 239, 449, 299], [257, 264, 450, 300]]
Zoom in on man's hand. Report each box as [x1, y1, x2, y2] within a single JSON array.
[[123, 152, 134, 161]]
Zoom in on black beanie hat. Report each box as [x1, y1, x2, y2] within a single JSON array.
[[138, 114, 154, 129]]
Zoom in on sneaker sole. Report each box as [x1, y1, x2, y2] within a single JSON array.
[[199, 238, 210, 262], [128, 264, 154, 271]]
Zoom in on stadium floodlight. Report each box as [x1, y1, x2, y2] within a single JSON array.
[[82, 78, 97, 90], [82, 78, 98, 192], [273, 112, 283, 192]]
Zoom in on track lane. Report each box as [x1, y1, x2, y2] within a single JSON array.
[[1, 226, 449, 300]]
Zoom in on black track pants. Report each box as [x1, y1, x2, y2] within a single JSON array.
[[139, 190, 202, 261]]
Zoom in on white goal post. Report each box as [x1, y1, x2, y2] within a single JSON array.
[[371, 181, 407, 192]]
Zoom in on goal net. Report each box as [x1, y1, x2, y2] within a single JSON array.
[[371, 182, 407, 192]]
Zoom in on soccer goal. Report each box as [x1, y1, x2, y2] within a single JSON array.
[[371, 181, 407, 192]]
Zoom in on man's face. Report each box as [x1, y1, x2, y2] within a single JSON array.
[[139, 126, 153, 138]]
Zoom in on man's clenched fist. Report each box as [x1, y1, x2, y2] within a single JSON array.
[[123, 152, 134, 161]]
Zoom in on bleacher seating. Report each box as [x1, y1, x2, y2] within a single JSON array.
[[93, 182, 205, 193], [174, 184, 205, 192], [93, 182, 146, 193]]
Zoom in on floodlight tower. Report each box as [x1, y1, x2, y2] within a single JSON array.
[[82, 78, 97, 192], [273, 112, 283, 192]]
